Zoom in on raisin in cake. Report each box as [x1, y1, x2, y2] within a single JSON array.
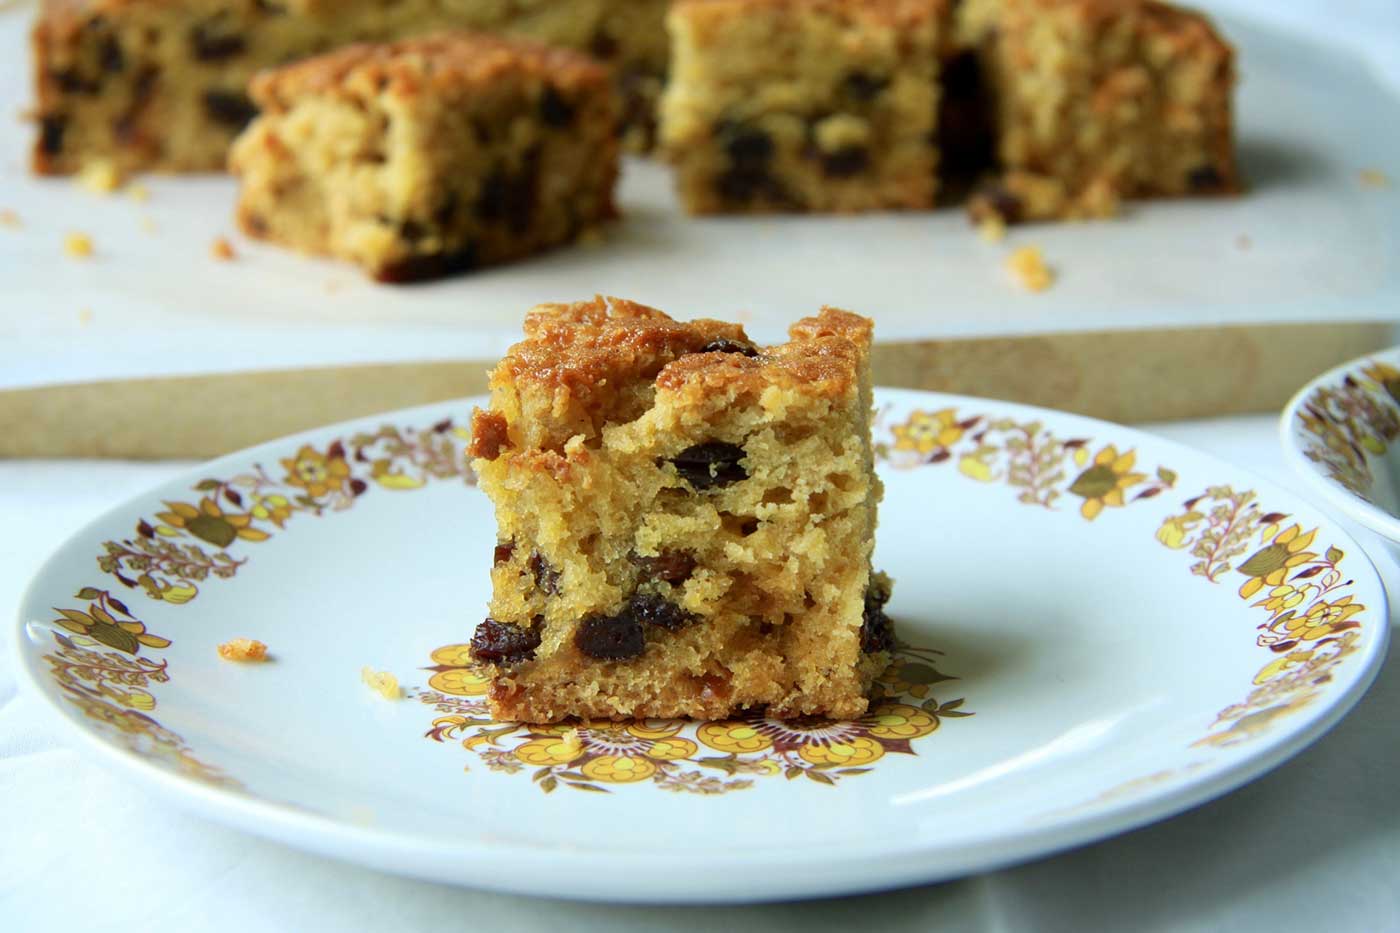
[[30, 0, 669, 175], [467, 297, 894, 722], [228, 34, 618, 282], [968, 0, 1238, 223], [659, 0, 944, 214]]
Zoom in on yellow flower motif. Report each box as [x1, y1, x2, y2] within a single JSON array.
[[644, 738, 699, 760], [1069, 445, 1147, 520], [426, 644, 492, 696], [798, 736, 885, 767], [697, 721, 774, 754], [515, 736, 585, 767], [958, 453, 995, 482], [281, 444, 351, 498], [892, 409, 964, 456], [1296, 595, 1364, 640], [155, 497, 270, 548], [1253, 648, 1316, 685], [1362, 361, 1400, 404], [1254, 583, 1308, 614], [866, 704, 939, 740], [53, 604, 171, 653], [248, 493, 293, 528], [429, 667, 491, 697], [582, 755, 656, 782], [1236, 524, 1318, 599], [1155, 515, 1195, 549]]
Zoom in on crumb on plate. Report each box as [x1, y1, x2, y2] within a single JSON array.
[[1007, 245, 1054, 292], [0, 209, 19, 228], [64, 231, 94, 258], [1359, 168, 1390, 189], [77, 158, 123, 194], [218, 637, 268, 662], [560, 727, 583, 755], [210, 236, 236, 261], [361, 666, 401, 700]]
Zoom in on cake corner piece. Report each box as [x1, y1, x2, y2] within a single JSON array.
[[468, 297, 893, 723], [228, 33, 619, 282]]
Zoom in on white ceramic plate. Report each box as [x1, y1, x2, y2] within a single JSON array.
[[1281, 346, 1400, 554], [13, 390, 1390, 903]]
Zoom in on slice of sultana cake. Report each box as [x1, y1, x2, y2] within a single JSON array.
[[467, 296, 894, 723]]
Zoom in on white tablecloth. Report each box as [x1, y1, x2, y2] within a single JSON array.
[[2, 415, 1397, 932]]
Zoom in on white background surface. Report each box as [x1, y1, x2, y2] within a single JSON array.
[[4, 0, 1400, 928], [3, 415, 1399, 931]]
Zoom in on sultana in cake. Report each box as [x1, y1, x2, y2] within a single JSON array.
[[467, 297, 894, 722], [228, 34, 619, 283]]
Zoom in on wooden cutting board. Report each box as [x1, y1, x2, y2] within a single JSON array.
[[2, 5, 1397, 458]]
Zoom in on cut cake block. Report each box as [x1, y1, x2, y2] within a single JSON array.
[[228, 34, 619, 282], [467, 297, 894, 722]]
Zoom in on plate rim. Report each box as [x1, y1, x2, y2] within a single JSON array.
[[1278, 344, 1400, 544], [13, 389, 1392, 903]]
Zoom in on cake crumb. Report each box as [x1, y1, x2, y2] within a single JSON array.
[[361, 666, 401, 700], [1359, 168, 1390, 189], [129, 183, 151, 202], [560, 727, 583, 755], [64, 232, 94, 259], [78, 308, 94, 326], [977, 215, 1007, 243], [1007, 245, 1054, 292], [0, 209, 19, 228], [218, 638, 268, 662], [77, 159, 123, 195], [210, 236, 237, 261]]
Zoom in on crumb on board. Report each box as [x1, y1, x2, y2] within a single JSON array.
[[64, 232, 94, 259], [0, 209, 19, 228], [129, 183, 151, 202], [361, 666, 401, 700], [210, 236, 236, 261], [977, 215, 1007, 243], [1007, 245, 1054, 292], [1359, 168, 1390, 189], [218, 638, 268, 662], [78, 308, 94, 325], [77, 159, 123, 195]]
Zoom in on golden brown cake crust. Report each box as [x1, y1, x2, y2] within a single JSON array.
[[672, 0, 945, 30], [249, 33, 611, 111]]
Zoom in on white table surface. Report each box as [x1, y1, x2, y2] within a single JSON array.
[[2, 414, 1397, 932]]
